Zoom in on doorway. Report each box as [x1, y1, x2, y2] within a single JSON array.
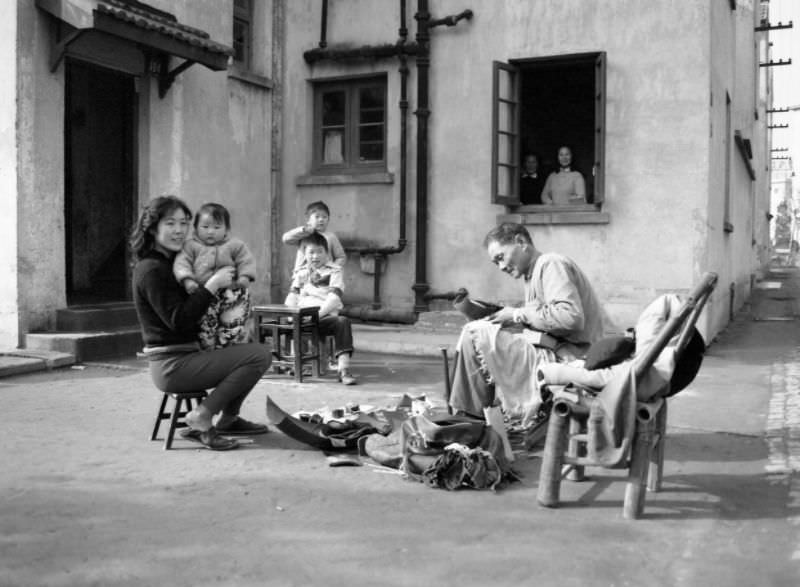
[[65, 60, 136, 305]]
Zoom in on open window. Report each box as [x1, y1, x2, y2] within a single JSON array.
[[492, 52, 607, 209]]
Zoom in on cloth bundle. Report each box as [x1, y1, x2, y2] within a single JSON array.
[[420, 443, 504, 491]]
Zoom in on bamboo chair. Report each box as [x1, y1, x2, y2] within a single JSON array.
[[537, 272, 718, 519]]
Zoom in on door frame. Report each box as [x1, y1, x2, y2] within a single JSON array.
[[64, 57, 139, 306]]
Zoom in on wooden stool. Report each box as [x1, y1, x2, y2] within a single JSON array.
[[150, 390, 208, 450], [253, 304, 321, 382]]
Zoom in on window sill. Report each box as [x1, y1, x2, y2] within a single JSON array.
[[296, 172, 395, 186], [228, 67, 273, 90], [498, 205, 610, 225]]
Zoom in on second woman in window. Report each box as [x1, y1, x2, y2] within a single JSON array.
[[541, 146, 586, 205]]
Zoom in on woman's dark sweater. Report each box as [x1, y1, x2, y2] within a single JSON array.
[[133, 250, 215, 347]]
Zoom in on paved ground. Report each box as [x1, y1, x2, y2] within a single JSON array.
[[2, 267, 800, 586]]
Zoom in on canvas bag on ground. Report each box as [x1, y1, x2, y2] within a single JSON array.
[[399, 414, 514, 490]]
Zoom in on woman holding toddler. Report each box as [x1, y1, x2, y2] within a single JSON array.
[[131, 195, 270, 451]]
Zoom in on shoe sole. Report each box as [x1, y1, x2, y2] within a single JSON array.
[[216, 427, 270, 436], [180, 428, 240, 450]]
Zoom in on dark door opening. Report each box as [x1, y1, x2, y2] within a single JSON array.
[[65, 60, 136, 306]]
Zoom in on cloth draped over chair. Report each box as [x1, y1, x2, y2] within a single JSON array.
[[539, 294, 688, 466]]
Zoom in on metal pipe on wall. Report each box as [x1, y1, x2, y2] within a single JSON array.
[[411, 0, 431, 312], [355, 0, 410, 257], [340, 305, 417, 323], [319, 0, 328, 48], [269, 0, 286, 303], [304, 0, 472, 318], [342, 0, 412, 313]]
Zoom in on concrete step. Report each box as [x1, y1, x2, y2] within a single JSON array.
[[413, 310, 467, 333], [351, 323, 458, 357], [24, 328, 142, 362], [56, 302, 139, 331], [0, 350, 76, 377]]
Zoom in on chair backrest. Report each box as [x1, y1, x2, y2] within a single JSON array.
[[584, 272, 718, 466], [633, 272, 718, 382]]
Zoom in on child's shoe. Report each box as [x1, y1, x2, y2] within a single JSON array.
[[338, 369, 357, 386]]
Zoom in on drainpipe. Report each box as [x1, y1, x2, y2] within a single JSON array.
[[269, 0, 286, 303], [319, 0, 328, 48], [411, 2, 473, 312], [411, 0, 432, 312], [353, 0, 410, 310], [303, 1, 472, 319], [423, 290, 464, 302], [349, 0, 410, 259]]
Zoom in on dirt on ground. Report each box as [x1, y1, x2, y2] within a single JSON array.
[[1, 325, 799, 587]]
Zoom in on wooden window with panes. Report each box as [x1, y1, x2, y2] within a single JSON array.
[[312, 76, 387, 174], [492, 52, 606, 209]]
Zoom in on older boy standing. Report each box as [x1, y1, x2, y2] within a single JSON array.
[[282, 200, 346, 271]]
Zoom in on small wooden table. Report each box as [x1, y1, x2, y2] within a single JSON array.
[[253, 304, 321, 382]]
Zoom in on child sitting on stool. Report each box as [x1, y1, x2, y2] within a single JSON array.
[[284, 232, 356, 385]]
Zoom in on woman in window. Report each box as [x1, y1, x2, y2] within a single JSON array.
[[541, 146, 586, 205]]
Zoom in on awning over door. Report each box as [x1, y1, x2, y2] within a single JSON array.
[[37, 0, 233, 96]]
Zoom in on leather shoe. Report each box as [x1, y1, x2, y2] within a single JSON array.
[[216, 417, 270, 436]]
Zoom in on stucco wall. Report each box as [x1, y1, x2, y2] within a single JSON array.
[[280, 0, 722, 332], [705, 0, 770, 337], [16, 0, 67, 340], [430, 0, 713, 332], [280, 0, 415, 308], [10, 0, 275, 345], [0, 2, 19, 347], [140, 0, 274, 305]]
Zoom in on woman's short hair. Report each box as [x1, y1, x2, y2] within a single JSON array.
[[129, 195, 192, 261], [482, 222, 533, 248]]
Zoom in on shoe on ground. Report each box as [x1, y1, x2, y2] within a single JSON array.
[[180, 427, 240, 450], [338, 369, 357, 386], [216, 417, 270, 436]]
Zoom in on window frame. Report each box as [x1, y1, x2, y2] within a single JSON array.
[[232, 0, 252, 70], [491, 61, 521, 206], [311, 75, 388, 175], [491, 52, 607, 211]]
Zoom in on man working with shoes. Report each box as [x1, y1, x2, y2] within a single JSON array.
[[448, 222, 608, 436]]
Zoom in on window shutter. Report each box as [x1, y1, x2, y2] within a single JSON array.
[[491, 61, 521, 206], [593, 52, 607, 206]]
